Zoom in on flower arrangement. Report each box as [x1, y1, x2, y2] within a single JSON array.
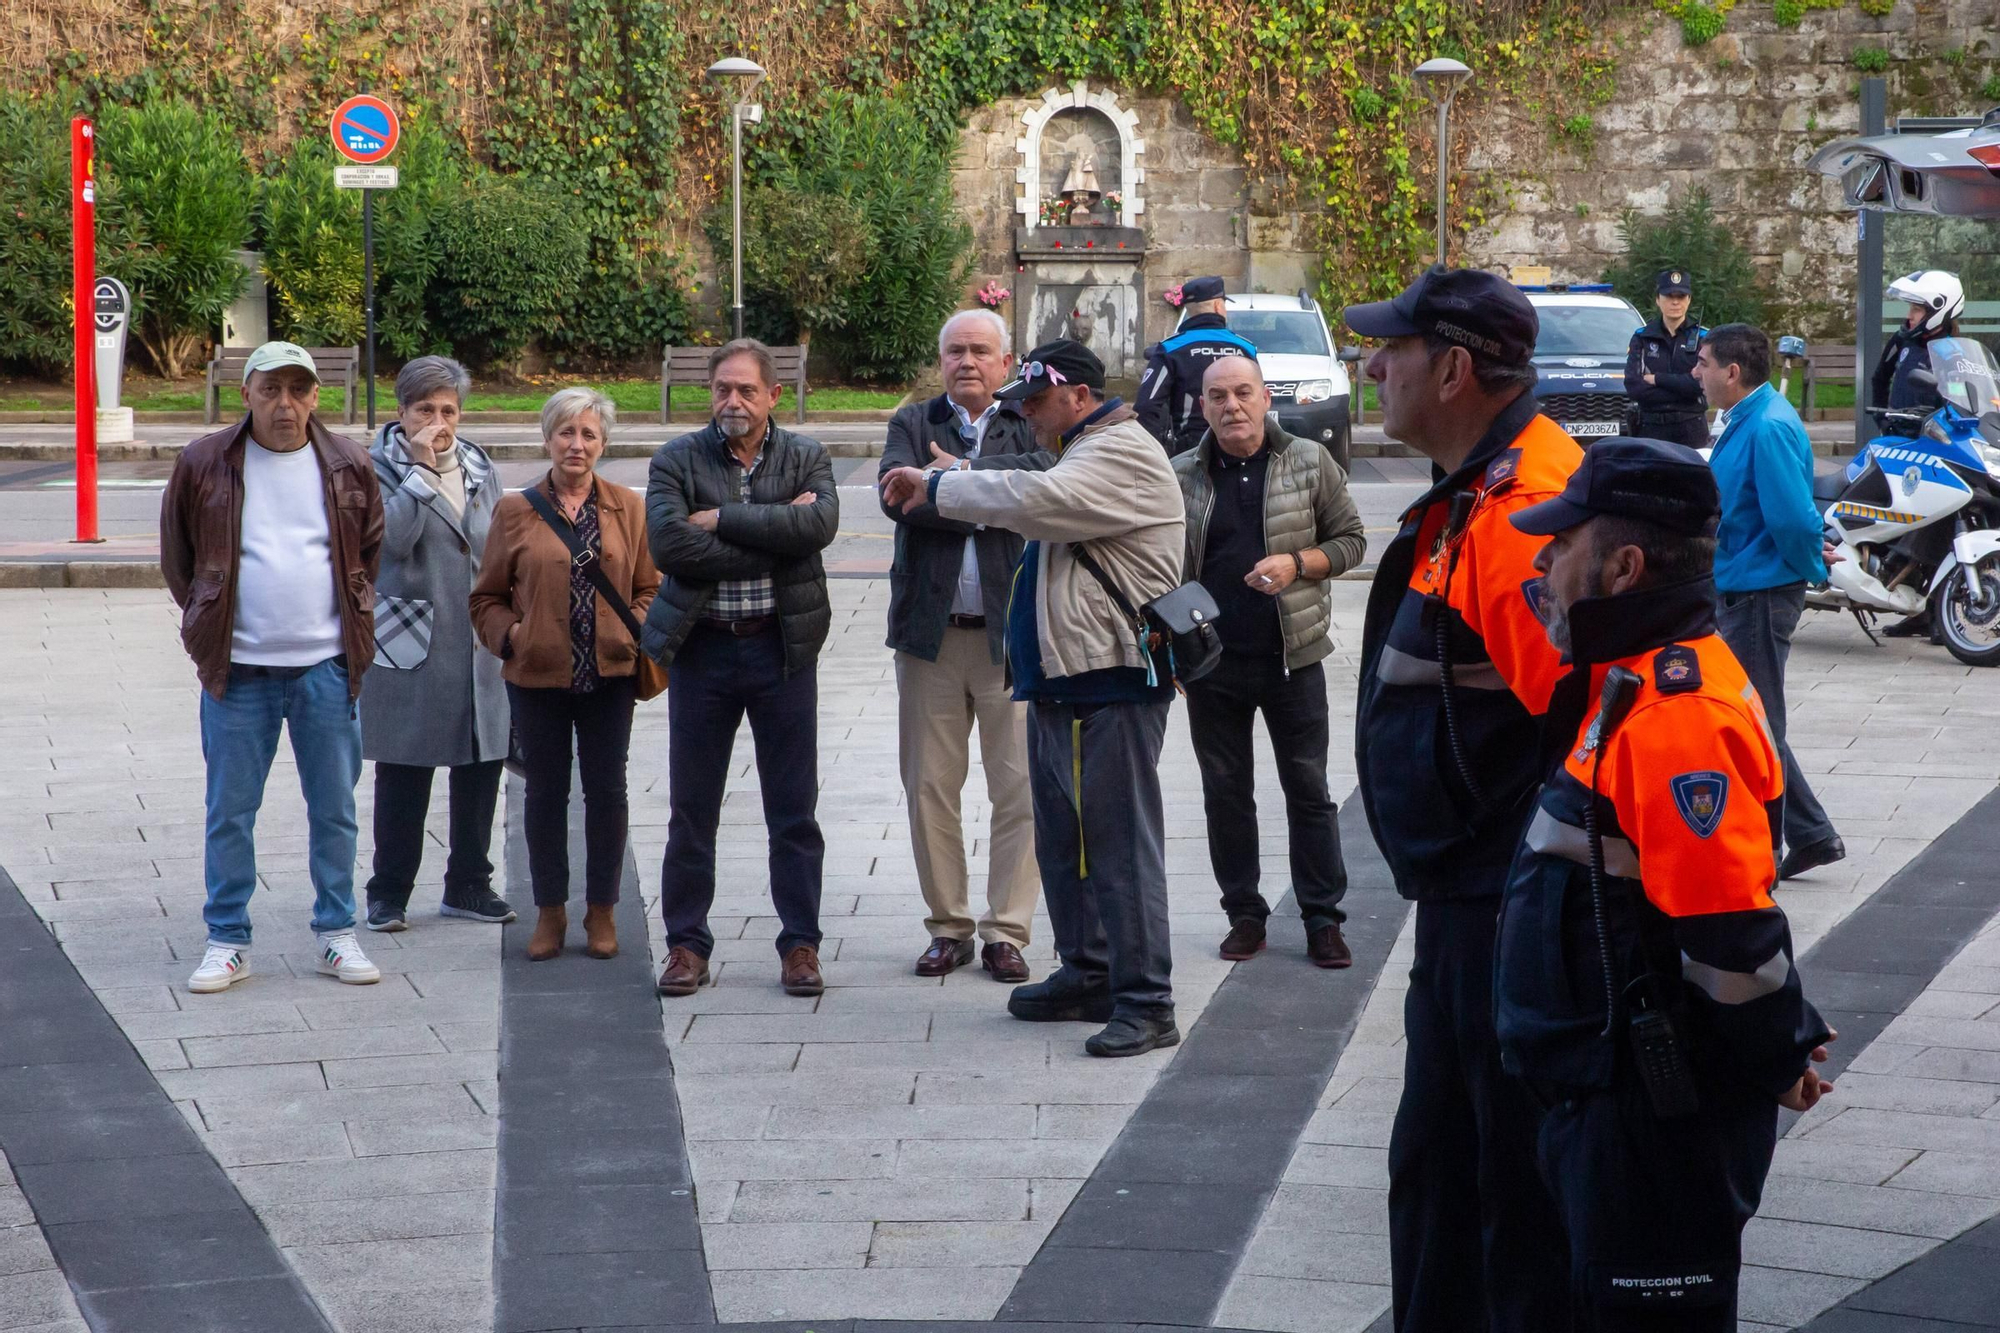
[[1103, 191, 1123, 216], [1037, 197, 1068, 227], [975, 279, 1011, 309], [1162, 283, 1185, 308]]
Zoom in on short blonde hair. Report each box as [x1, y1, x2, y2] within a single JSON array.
[[540, 387, 616, 442]]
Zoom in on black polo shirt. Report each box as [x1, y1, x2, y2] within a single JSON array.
[[1198, 442, 1283, 658]]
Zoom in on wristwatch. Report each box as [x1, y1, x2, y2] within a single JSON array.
[[1292, 550, 1306, 579]]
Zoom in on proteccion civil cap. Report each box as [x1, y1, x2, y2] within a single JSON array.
[[1181, 275, 1226, 303], [241, 341, 322, 385], [1342, 266, 1537, 366], [1511, 437, 1720, 538], [1656, 268, 1692, 296], [994, 338, 1106, 401]]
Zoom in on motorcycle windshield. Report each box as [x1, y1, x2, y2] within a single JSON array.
[[1931, 337, 2000, 417]]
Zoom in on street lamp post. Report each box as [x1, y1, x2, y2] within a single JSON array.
[[1413, 57, 1472, 267], [707, 57, 767, 340]]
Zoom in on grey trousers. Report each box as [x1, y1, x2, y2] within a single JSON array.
[[1716, 581, 1837, 851], [1026, 697, 1174, 1017]]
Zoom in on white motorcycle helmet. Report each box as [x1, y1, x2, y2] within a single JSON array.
[[1886, 269, 1965, 334]]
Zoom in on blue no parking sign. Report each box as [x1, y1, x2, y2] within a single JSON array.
[[330, 94, 400, 163]]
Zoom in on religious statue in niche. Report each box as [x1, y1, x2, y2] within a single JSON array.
[[1059, 134, 1103, 225]]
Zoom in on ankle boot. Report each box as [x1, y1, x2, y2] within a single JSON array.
[[526, 905, 567, 962], [583, 903, 617, 959]]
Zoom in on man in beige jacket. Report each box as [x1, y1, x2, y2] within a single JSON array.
[[882, 339, 1186, 1057]]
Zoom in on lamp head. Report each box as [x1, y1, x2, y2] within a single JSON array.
[[706, 56, 767, 101], [1413, 57, 1472, 100]]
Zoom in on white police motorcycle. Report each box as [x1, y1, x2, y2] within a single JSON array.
[[1804, 336, 2000, 666]]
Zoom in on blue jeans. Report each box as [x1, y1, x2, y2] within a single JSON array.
[[199, 657, 363, 947]]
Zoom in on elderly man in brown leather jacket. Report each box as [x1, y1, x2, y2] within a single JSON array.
[[160, 342, 384, 996]]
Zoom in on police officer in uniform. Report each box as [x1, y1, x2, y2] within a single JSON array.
[[1623, 270, 1708, 451], [1347, 266, 1584, 1333], [1138, 276, 1257, 455], [1872, 269, 1965, 430], [1501, 438, 1835, 1332]]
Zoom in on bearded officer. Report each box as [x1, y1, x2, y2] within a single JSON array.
[[1623, 270, 1709, 451], [1137, 276, 1257, 455], [1500, 437, 1834, 1331]]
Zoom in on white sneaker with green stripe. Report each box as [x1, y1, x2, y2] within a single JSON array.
[[188, 943, 251, 994], [314, 931, 381, 985]]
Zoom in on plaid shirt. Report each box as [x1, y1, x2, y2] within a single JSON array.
[[708, 428, 779, 620]]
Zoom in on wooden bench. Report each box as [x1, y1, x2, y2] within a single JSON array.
[[205, 346, 361, 425], [1801, 343, 1858, 415], [660, 345, 807, 426]]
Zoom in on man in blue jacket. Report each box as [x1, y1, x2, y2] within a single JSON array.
[[1693, 324, 1845, 881]]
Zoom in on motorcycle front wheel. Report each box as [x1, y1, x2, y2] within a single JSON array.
[[1931, 553, 2000, 667]]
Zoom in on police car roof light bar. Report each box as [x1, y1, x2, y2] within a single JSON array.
[[1513, 282, 1616, 294]]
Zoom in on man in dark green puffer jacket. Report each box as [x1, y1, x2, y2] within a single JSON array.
[[1172, 355, 1366, 968]]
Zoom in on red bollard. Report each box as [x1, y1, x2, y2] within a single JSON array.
[[72, 116, 100, 545]]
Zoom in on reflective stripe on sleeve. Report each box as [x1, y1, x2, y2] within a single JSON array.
[[1525, 806, 1641, 879], [1376, 642, 1508, 690], [1681, 950, 1790, 1005]]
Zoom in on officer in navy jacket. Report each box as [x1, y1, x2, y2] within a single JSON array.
[[1623, 269, 1708, 451], [1136, 275, 1257, 454]]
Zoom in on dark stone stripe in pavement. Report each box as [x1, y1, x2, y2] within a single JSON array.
[[1001, 794, 1410, 1327], [494, 772, 714, 1333], [1786, 784, 2000, 1332], [0, 863, 337, 1333]]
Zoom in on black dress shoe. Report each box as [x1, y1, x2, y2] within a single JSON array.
[[981, 941, 1030, 983], [1007, 970, 1113, 1023], [915, 937, 975, 977], [1778, 836, 1846, 882], [1219, 919, 1266, 961], [1085, 1014, 1181, 1058], [1882, 612, 1932, 639], [1307, 924, 1353, 969]]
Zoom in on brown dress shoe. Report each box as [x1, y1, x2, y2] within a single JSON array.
[[656, 946, 710, 996], [781, 945, 825, 997], [915, 937, 975, 977], [981, 941, 1030, 983], [1308, 924, 1353, 969], [526, 905, 567, 962], [583, 903, 617, 959], [1220, 919, 1266, 961]]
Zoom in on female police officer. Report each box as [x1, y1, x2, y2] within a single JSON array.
[[1624, 270, 1709, 451]]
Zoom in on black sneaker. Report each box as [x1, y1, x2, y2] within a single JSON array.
[[441, 891, 518, 924], [365, 901, 408, 933], [1007, 969, 1114, 1024], [1085, 1014, 1181, 1058]]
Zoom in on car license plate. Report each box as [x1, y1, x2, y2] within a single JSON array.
[[1564, 420, 1620, 438]]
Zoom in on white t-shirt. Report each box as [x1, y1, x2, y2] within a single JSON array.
[[232, 438, 343, 666]]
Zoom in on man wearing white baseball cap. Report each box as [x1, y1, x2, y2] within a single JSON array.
[[161, 341, 386, 994]]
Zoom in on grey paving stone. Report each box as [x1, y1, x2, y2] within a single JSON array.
[[1759, 1174, 1999, 1239], [895, 1139, 1106, 1180], [728, 1178, 1029, 1224], [14, 1151, 243, 1225], [0, 1060, 160, 1116], [764, 1103, 1037, 1141], [702, 1222, 872, 1270], [0, 1271, 79, 1330], [192, 1080, 486, 1129], [256, 1189, 494, 1246], [688, 1140, 897, 1183], [1253, 1183, 1392, 1237], [304, 1282, 491, 1333], [675, 1071, 918, 1108], [42, 1208, 286, 1292], [1211, 1273, 1391, 1333], [155, 1061, 328, 1100], [792, 1040, 1052, 1072], [227, 1148, 495, 1206], [683, 1012, 932, 1044], [0, 1228, 54, 1280], [320, 1050, 497, 1089], [1001, 1246, 1240, 1324], [345, 1117, 498, 1157], [1742, 1217, 1937, 1280], [500, 1121, 690, 1189], [1769, 1139, 1921, 1187], [498, 1073, 681, 1131], [0, 1102, 197, 1166], [75, 1274, 333, 1333], [1796, 1310, 1989, 1332], [1045, 1178, 1273, 1253], [711, 1265, 1018, 1321], [497, 1249, 711, 1332], [866, 1219, 1055, 1268], [198, 1122, 353, 1168], [1236, 1226, 1394, 1283], [287, 1233, 491, 1288], [180, 1023, 446, 1068]]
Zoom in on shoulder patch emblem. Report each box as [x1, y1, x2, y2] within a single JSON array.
[[1670, 771, 1729, 839], [1654, 644, 1701, 693], [1521, 577, 1551, 626], [1485, 449, 1522, 487]]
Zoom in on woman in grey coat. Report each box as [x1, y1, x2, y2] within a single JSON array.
[[359, 356, 515, 930]]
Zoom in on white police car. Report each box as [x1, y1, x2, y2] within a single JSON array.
[[1224, 291, 1353, 469], [1519, 284, 1648, 441]]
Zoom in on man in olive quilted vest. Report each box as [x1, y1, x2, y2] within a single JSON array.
[[1171, 355, 1367, 967]]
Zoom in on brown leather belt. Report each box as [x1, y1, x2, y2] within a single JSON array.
[[947, 614, 987, 630], [696, 615, 775, 637]]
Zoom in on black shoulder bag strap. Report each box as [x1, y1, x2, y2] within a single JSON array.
[[522, 485, 646, 643], [1066, 541, 1146, 632]]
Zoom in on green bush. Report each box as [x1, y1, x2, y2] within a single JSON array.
[[1852, 46, 1890, 73], [97, 98, 253, 379], [0, 92, 139, 378], [260, 144, 364, 347], [426, 172, 589, 369], [1984, 73, 2000, 103], [371, 113, 469, 362], [1603, 187, 1767, 330], [764, 92, 972, 383], [705, 184, 875, 350]]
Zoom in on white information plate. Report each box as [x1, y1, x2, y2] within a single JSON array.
[[334, 166, 399, 189], [1564, 419, 1620, 437]]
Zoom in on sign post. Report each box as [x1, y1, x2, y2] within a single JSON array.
[[330, 93, 400, 432], [71, 116, 102, 544], [93, 277, 133, 445]]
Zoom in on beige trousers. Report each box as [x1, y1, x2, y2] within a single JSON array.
[[894, 628, 1040, 946]]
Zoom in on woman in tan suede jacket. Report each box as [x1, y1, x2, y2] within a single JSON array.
[[470, 388, 660, 963]]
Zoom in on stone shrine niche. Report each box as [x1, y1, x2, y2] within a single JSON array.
[[1010, 83, 1148, 380]]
